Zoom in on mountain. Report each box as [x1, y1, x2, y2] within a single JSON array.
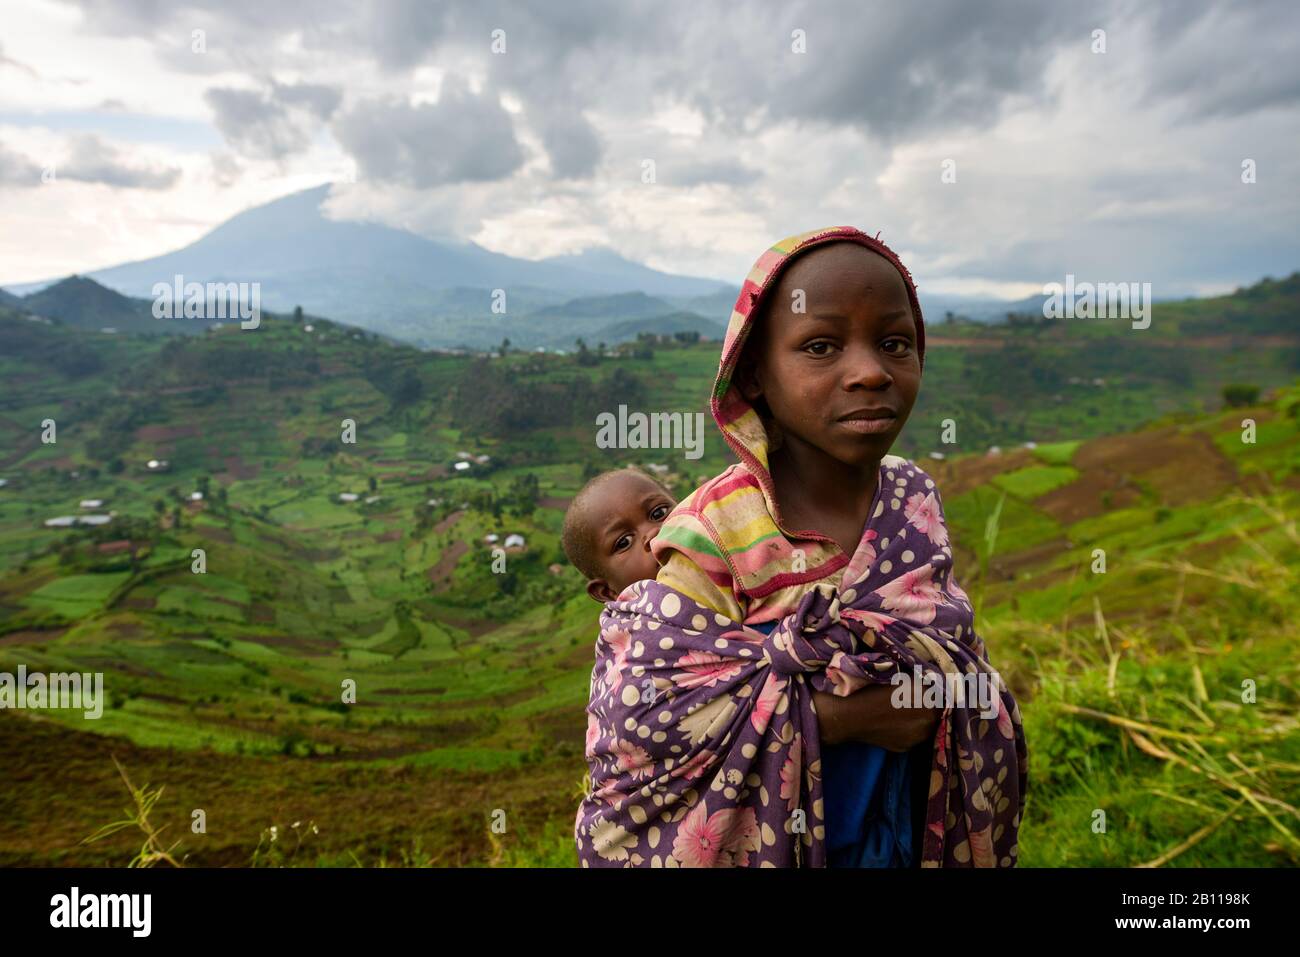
[[592, 311, 726, 343], [666, 288, 739, 323], [425, 293, 721, 350], [11, 185, 730, 348], [0, 288, 20, 308], [525, 291, 674, 322], [19, 276, 203, 336]]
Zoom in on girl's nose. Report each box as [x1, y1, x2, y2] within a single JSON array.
[[841, 344, 893, 389]]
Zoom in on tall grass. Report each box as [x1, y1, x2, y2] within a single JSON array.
[[1006, 492, 1300, 866]]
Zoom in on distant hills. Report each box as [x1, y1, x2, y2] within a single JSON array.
[[4, 276, 211, 337], [2, 185, 734, 349], [6, 184, 1295, 349], [0, 273, 725, 349], [19, 276, 173, 336], [6, 264, 1299, 356]]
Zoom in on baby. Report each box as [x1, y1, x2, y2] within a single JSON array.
[[561, 467, 676, 603]]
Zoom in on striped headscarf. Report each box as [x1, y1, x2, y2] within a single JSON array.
[[712, 227, 925, 493]]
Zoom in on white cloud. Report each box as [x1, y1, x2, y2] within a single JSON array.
[[0, 0, 1295, 297]]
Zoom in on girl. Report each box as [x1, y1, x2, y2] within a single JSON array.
[[649, 227, 1001, 866]]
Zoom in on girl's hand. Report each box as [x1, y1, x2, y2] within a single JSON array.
[[813, 685, 941, 752]]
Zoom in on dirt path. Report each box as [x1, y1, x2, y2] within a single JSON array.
[[432, 509, 465, 535], [427, 540, 469, 591]]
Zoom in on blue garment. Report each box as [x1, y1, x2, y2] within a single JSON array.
[[751, 620, 914, 868]]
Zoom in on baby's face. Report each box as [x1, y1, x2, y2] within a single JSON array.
[[585, 472, 676, 601]]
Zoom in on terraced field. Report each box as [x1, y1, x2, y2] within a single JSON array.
[[2, 281, 1298, 866]]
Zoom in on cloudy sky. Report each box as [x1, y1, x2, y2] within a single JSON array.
[[1, 0, 1297, 298]]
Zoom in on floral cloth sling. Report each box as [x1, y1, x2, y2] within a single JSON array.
[[574, 227, 1027, 866]]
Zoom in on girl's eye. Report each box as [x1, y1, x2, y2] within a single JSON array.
[[804, 340, 835, 356], [882, 338, 911, 355]]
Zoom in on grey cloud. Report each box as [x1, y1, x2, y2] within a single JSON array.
[[56, 0, 648, 176], [682, 0, 1094, 141], [536, 110, 601, 179], [1142, 0, 1300, 120], [358, 0, 449, 71], [0, 136, 177, 190], [204, 80, 341, 159], [41, 0, 1300, 294], [272, 80, 342, 119], [60, 134, 181, 188], [56, 0, 1300, 142], [660, 157, 761, 187], [331, 78, 526, 187], [0, 141, 43, 186]]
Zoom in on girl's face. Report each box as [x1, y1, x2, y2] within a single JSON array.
[[738, 242, 921, 470]]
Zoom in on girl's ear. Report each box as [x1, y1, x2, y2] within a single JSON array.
[[736, 352, 763, 403]]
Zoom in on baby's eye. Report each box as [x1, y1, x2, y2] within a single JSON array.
[[650, 503, 671, 521], [613, 534, 632, 552]]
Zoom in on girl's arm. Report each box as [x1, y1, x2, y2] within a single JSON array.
[[813, 687, 940, 752], [661, 549, 937, 751], [654, 515, 937, 750]]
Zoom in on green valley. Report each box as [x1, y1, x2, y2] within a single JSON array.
[[1, 275, 1298, 867]]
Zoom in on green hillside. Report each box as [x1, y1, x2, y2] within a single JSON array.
[[19, 276, 199, 337], [1, 277, 1298, 867]]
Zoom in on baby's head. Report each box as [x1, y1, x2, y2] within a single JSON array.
[[561, 467, 677, 603], [735, 238, 924, 469]]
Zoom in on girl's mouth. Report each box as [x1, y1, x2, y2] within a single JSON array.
[[836, 415, 897, 435]]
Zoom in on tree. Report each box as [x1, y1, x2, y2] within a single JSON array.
[[1222, 383, 1260, 408], [293, 305, 304, 323], [500, 337, 511, 357], [507, 472, 540, 517], [574, 337, 599, 367]]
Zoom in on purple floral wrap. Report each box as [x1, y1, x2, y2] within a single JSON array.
[[574, 475, 1028, 868]]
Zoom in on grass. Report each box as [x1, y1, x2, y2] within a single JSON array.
[[2, 297, 1299, 867], [992, 465, 1079, 500]]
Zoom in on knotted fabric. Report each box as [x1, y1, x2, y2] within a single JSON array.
[[575, 464, 1028, 867]]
